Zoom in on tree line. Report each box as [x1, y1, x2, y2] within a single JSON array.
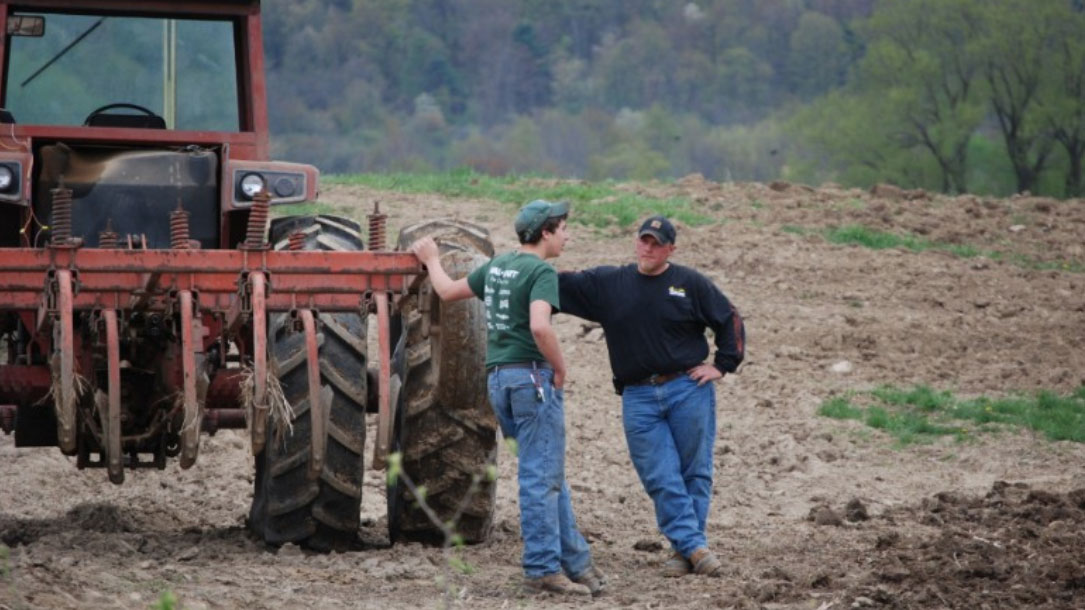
[[263, 0, 1085, 198]]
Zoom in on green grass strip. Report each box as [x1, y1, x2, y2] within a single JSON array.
[[271, 201, 346, 217], [325, 170, 712, 229], [817, 384, 1085, 446], [823, 225, 1082, 272]]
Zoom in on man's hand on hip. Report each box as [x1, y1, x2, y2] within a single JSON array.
[[687, 363, 723, 386]]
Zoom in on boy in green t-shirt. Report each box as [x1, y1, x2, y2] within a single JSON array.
[[410, 200, 605, 597]]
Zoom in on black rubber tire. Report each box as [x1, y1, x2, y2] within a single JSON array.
[[248, 215, 368, 551], [387, 219, 497, 544]]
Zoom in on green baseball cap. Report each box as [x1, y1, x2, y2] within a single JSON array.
[[514, 199, 569, 239]]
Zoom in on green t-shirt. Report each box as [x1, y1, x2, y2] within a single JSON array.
[[466, 251, 559, 368]]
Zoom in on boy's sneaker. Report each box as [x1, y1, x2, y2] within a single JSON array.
[[524, 573, 592, 596], [661, 552, 692, 578], [570, 564, 608, 596]]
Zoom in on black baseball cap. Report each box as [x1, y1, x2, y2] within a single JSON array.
[[637, 215, 676, 245]]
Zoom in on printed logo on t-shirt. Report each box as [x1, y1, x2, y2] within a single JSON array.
[[488, 267, 520, 279], [668, 286, 686, 298], [484, 265, 519, 331]]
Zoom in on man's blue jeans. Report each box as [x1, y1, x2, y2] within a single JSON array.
[[487, 366, 592, 579], [622, 374, 716, 557]]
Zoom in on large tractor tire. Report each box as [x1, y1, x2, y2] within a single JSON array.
[[248, 215, 368, 551], [387, 219, 497, 544]]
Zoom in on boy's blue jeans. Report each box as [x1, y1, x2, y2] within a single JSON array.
[[621, 374, 716, 557], [487, 366, 592, 579]]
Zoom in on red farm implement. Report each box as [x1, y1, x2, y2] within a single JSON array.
[[0, 0, 496, 551]]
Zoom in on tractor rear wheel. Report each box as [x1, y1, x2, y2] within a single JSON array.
[[387, 220, 497, 544], [248, 215, 368, 551]]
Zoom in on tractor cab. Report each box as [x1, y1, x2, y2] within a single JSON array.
[[0, 1, 315, 250]]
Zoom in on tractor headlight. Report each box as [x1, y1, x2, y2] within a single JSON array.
[[239, 173, 266, 199], [0, 166, 13, 191], [230, 164, 312, 208], [272, 175, 297, 198], [0, 161, 23, 201]]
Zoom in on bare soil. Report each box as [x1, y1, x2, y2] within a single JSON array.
[[3, 177, 1084, 610]]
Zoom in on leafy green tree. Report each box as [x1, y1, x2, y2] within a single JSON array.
[[1035, 5, 1085, 196], [708, 47, 775, 124], [978, 0, 1060, 195], [594, 20, 677, 111], [724, 0, 806, 87], [536, 107, 607, 175], [807, 0, 877, 21], [588, 140, 671, 181], [788, 90, 943, 189], [550, 54, 596, 112], [455, 0, 553, 122], [851, 0, 986, 193], [787, 11, 849, 99], [495, 115, 552, 174], [688, 119, 787, 183]]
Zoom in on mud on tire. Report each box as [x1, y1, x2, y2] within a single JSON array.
[[387, 219, 497, 544], [248, 215, 368, 551]]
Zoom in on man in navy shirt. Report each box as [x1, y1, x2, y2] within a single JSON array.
[[558, 215, 745, 578]]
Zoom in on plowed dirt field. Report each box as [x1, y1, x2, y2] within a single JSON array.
[[3, 177, 1084, 609]]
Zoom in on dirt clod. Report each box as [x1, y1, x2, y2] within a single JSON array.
[[633, 539, 664, 552], [845, 498, 869, 522]]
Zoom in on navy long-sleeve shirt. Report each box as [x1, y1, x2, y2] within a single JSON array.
[[558, 263, 745, 387]]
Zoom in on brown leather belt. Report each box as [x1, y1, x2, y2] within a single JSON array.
[[625, 371, 684, 387]]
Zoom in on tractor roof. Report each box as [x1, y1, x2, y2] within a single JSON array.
[[6, 1, 259, 17]]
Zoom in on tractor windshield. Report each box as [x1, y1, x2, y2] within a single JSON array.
[[4, 12, 240, 131]]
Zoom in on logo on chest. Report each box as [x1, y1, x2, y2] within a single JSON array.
[[668, 286, 686, 298]]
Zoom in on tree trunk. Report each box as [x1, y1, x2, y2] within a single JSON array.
[[1066, 145, 1084, 197], [1006, 137, 1053, 195]]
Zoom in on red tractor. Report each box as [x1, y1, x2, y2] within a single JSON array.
[[0, 0, 497, 551]]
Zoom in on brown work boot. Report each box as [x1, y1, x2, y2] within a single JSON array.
[[661, 551, 692, 578], [571, 564, 608, 596], [688, 548, 722, 577], [524, 572, 592, 596]]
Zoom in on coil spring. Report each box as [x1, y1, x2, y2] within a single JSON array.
[[98, 219, 119, 249], [288, 231, 306, 251], [367, 202, 387, 251], [170, 204, 191, 250], [50, 185, 73, 245], [245, 191, 270, 248]]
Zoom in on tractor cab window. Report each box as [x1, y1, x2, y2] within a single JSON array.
[[4, 12, 240, 131]]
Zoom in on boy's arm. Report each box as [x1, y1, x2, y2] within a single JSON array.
[[409, 237, 476, 301], [529, 299, 566, 389]]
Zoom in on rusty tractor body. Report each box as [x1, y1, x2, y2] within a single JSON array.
[[0, 0, 497, 550]]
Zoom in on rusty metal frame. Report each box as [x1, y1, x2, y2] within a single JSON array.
[[1, 249, 418, 311], [101, 309, 123, 483], [177, 289, 201, 468], [298, 309, 325, 479], [372, 292, 393, 469], [248, 272, 268, 455], [52, 268, 77, 453], [1, 246, 419, 458]]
